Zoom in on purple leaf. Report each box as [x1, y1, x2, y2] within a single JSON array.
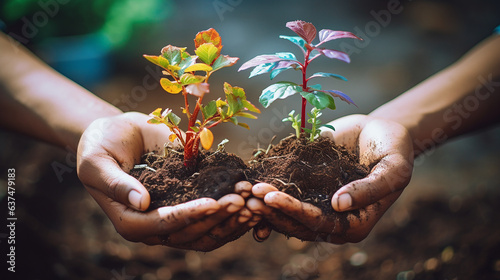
[[238, 55, 284, 71], [286, 20, 317, 44], [316, 29, 362, 46], [319, 90, 357, 106], [314, 48, 350, 63]]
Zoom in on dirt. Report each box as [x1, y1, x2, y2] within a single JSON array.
[[130, 148, 252, 210], [130, 136, 369, 213], [249, 135, 369, 213], [3, 131, 499, 279]]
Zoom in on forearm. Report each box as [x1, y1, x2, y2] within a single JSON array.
[[0, 33, 122, 151], [370, 35, 500, 157]]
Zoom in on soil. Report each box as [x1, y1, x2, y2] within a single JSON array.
[[249, 135, 369, 213], [130, 148, 252, 210], [130, 135, 369, 214]]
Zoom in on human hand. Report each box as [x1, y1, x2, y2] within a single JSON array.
[[247, 114, 413, 243], [77, 112, 259, 251]]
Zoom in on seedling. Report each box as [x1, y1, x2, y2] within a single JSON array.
[[239, 20, 362, 141], [144, 28, 260, 168]]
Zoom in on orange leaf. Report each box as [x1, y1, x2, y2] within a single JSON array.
[[168, 133, 177, 142], [199, 128, 214, 150], [194, 28, 222, 52]]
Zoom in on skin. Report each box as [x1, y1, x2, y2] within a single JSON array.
[[0, 32, 258, 251], [77, 112, 260, 250], [250, 34, 500, 243]]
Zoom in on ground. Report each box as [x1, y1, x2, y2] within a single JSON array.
[[1, 130, 499, 279]]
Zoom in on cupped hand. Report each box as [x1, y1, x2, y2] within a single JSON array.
[[77, 112, 259, 251], [247, 114, 414, 243]]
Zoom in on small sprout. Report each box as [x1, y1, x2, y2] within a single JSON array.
[[133, 164, 157, 172], [144, 28, 260, 168], [239, 20, 362, 141]]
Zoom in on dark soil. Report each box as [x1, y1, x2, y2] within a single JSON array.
[[250, 135, 369, 213], [130, 148, 252, 210], [131, 135, 369, 214]]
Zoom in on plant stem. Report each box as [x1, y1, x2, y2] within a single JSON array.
[[300, 48, 311, 134]]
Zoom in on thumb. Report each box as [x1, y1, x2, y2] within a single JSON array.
[[331, 154, 412, 212], [78, 155, 150, 211]]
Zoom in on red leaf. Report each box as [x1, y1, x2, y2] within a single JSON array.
[[313, 48, 350, 63], [286, 20, 317, 44], [317, 29, 362, 46], [194, 28, 222, 52]]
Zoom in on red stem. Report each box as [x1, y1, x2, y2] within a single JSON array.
[[300, 49, 311, 133]]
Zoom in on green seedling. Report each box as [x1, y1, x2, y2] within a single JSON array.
[[239, 20, 362, 141], [144, 28, 260, 168]]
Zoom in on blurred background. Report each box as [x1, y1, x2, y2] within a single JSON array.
[[0, 0, 499, 279]]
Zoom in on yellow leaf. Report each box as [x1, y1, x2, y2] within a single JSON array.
[[199, 128, 214, 150], [160, 78, 183, 94], [216, 99, 227, 107], [168, 134, 177, 142], [184, 63, 213, 72]]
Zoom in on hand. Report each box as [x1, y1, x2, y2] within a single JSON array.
[[77, 112, 260, 251], [247, 114, 413, 243]]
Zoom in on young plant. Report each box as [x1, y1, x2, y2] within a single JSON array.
[[144, 28, 260, 168], [239, 20, 362, 141]]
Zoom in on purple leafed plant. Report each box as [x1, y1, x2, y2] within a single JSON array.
[[239, 20, 362, 141]]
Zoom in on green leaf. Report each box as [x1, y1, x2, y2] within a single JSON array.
[[238, 122, 250, 129], [259, 82, 302, 108], [179, 73, 205, 85], [308, 72, 348, 81], [177, 55, 196, 76], [322, 124, 335, 131], [195, 43, 219, 65], [242, 100, 261, 113], [184, 63, 213, 72], [202, 100, 217, 119], [166, 111, 181, 126], [249, 63, 276, 78], [300, 90, 336, 110], [279, 35, 307, 53], [235, 112, 258, 119], [143, 55, 170, 70], [147, 118, 161, 124], [161, 45, 186, 66], [150, 108, 162, 118], [211, 55, 239, 72]]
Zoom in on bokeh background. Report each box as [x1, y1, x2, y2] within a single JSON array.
[[1, 0, 499, 279]]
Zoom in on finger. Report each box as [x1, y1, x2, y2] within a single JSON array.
[[234, 181, 253, 198], [85, 186, 220, 242], [247, 197, 275, 217], [166, 194, 244, 244], [332, 153, 412, 212], [78, 155, 150, 211], [252, 183, 279, 198]]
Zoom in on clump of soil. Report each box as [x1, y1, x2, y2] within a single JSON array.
[[250, 135, 369, 213], [130, 148, 252, 210], [131, 136, 369, 214]]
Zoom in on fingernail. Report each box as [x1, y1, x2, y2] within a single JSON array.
[[128, 190, 142, 210], [338, 193, 352, 211]]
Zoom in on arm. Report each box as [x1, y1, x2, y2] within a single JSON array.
[[0, 32, 122, 151], [249, 34, 500, 244], [371, 34, 500, 156]]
